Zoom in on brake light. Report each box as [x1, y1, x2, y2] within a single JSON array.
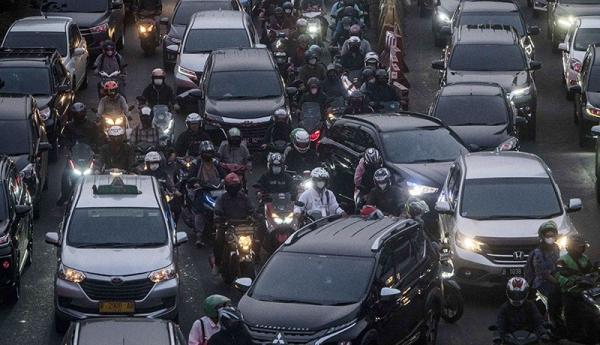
[[570, 58, 582, 73], [2, 260, 9, 270], [309, 130, 321, 142], [89, 23, 109, 33]]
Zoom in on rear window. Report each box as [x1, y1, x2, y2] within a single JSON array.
[[3, 31, 68, 57], [184, 29, 250, 53], [434, 95, 509, 126], [450, 44, 526, 71], [0, 67, 51, 96], [459, 12, 525, 36], [174, 2, 236, 25], [44, 0, 108, 13]]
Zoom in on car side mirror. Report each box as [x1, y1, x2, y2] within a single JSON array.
[[189, 89, 204, 99], [166, 44, 180, 54], [234, 277, 253, 292], [175, 232, 188, 246], [591, 125, 600, 137], [529, 61, 542, 71], [255, 43, 267, 49], [558, 42, 568, 51], [566, 198, 582, 213], [39, 142, 53, 151], [57, 84, 71, 92], [45, 232, 60, 246], [15, 204, 32, 217], [380, 287, 401, 302], [160, 17, 170, 26], [440, 26, 451, 35], [528, 26, 540, 36], [431, 60, 445, 70], [435, 200, 453, 214], [73, 47, 86, 57], [286, 87, 298, 96], [112, 0, 123, 10]]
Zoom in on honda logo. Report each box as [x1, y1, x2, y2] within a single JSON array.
[[272, 332, 287, 345], [513, 251, 525, 260]]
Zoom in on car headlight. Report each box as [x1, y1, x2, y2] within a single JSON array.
[[407, 181, 438, 196], [89, 23, 109, 33], [238, 235, 253, 251], [148, 264, 177, 283], [308, 23, 319, 33], [83, 168, 92, 175], [437, 11, 451, 23], [510, 86, 531, 98], [497, 137, 519, 151], [586, 103, 600, 118], [58, 264, 86, 283], [557, 16, 575, 28], [455, 232, 484, 253], [557, 235, 569, 250], [39, 107, 51, 121], [177, 65, 198, 80]]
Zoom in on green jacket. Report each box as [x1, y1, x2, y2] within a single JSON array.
[[554, 253, 594, 293]]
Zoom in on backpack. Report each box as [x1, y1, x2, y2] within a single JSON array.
[[523, 248, 539, 285]]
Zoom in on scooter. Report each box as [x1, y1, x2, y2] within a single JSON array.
[[219, 219, 258, 284], [64, 142, 95, 200], [302, 5, 328, 44], [136, 10, 160, 55], [97, 70, 123, 99], [258, 192, 295, 258], [151, 104, 174, 149], [174, 156, 198, 187], [489, 326, 541, 345], [92, 105, 134, 140], [439, 242, 464, 323], [300, 101, 324, 145], [182, 180, 225, 241]]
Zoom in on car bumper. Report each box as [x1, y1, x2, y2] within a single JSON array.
[[54, 277, 179, 321], [452, 246, 524, 288], [0, 250, 17, 290], [205, 116, 271, 150]]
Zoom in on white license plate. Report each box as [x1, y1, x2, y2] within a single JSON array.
[[501, 267, 524, 277]]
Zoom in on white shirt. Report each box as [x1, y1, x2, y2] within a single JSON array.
[[188, 316, 220, 345], [294, 188, 343, 217]]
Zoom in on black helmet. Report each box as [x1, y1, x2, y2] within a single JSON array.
[[361, 67, 375, 81], [373, 167, 391, 192], [347, 35, 361, 49], [102, 40, 115, 52], [274, 6, 284, 15], [218, 306, 244, 330], [307, 77, 320, 88], [199, 140, 216, 160], [364, 147, 383, 167], [71, 102, 87, 122], [304, 50, 317, 65], [282, 1, 293, 11], [267, 152, 285, 175], [342, 6, 358, 18], [341, 16, 353, 29], [343, 0, 355, 6], [375, 69, 388, 82]]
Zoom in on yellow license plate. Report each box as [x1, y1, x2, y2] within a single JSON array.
[[99, 301, 135, 314]]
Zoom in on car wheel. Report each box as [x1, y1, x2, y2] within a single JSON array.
[[3, 277, 20, 305], [551, 29, 560, 54], [527, 0, 533, 7], [441, 285, 464, 323], [54, 311, 70, 333], [433, 32, 446, 48], [547, 19, 553, 39], [579, 116, 592, 147], [417, 302, 440, 345], [566, 87, 574, 101]]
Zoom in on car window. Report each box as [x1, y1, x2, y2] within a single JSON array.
[[69, 25, 80, 54], [393, 240, 416, 279], [381, 127, 467, 164], [450, 44, 527, 71], [446, 165, 461, 204], [183, 29, 251, 53], [3, 31, 68, 57], [330, 124, 376, 152], [43, 0, 108, 13], [574, 28, 600, 51], [53, 63, 67, 85], [434, 95, 509, 126], [587, 65, 600, 92], [376, 246, 396, 287], [0, 67, 51, 95]]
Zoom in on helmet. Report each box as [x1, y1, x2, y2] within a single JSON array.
[[291, 128, 310, 153], [71, 102, 86, 122], [103, 80, 119, 95], [566, 233, 589, 252], [267, 152, 285, 175], [273, 108, 288, 123], [107, 125, 125, 139], [348, 90, 365, 107], [307, 77, 320, 88], [298, 34, 310, 47], [102, 40, 115, 51], [364, 52, 379, 67], [506, 277, 529, 307], [186, 113, 202, 128], [373, 167, 391, 192], [274, 6, 284, 15], [202, 294, 231, 319], [218, 306, 243, 330], [296, 18, 308, 29], [342, 6, 358, 18], [151, 68, 166, 79], [227, 127, 242, 146], [224, 173, 242, 194], [347, 35, 361, 48], [140, 106, 152, 118], [341, 16, 353, 29], [309, 44, 322, 57], [349, 24, 361, 36], [304, 50, 317, 64], [199, 140, 216, 159], [406, 197, 430, 219], [375, 69, 389, 82], [343, 0, 355, 6], [537, 220, 558, 239], [144, 151, 162, 164], [282, 1, 293, 11], [310, 167, 329, 190], [361, 68, 375, 81], [364, 147, 383, 167]]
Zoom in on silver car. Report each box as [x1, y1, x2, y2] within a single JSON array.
[[435, 151, 581, 288], [45, 174, 188, 332]]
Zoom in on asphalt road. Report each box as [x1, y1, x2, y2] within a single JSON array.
[[0, 0, 598, 344]]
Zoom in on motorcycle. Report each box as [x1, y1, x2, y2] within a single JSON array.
[[182, 180, 225, 241], [300, 101, 324, 145], [438, 240, 464, 323], [220, 162, 249, 190], [136, 10, 160, 55], [93, 106, 133, 140], [341, 69, 363, 94], [65, 142, 95, 199], [258, 192, 295, 258], [151, 105, 174, 149], [219, 219, 258, 284], [302, 5, 328, 44], [174, 156, 198, 187], [489, 326, 541, 345]]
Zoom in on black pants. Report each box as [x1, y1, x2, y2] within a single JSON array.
[[563, 293, 600, 343]]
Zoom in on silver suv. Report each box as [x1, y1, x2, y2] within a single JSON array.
[[45, 174, 188, 332], [435, 151, 581, 287]]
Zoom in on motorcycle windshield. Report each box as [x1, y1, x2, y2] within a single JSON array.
[[71, 143, 94, 165], [152, 105, 173, 130], [301, 102, 322, 132], [269, 193, 293, 211]]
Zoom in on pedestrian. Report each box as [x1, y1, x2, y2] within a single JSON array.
[[189, 295, 231, 345]]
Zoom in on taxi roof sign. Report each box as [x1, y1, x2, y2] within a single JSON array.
[[92, 175, 141, 195]]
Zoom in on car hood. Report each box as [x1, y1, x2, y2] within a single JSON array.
[[239, 296, 360, 330], [585, 91, 600, 106], [450, 124, 510, 150], [179, 53, 209, 72], [556, 3, 600, 17], [168, 24, 186, 40], [446, 71, 529, 92], [34, 96, 52, 109], [62, 246, 172, 275], [205, 96, 285, 120], [43, 12, 108, 28], [456, 214, 574, 238], [389, 161, 453, 188], [439, 0, 459, 14], [8, 154, 30, 171]]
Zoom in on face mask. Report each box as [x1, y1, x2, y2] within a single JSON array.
[[327, 74, 337, 80], [544, 237, 556, 245], [149, 163, 160, 171], [153, 78, 163, 86], [377, 183, 387, 191], [310, 87, 318, 95], [272, 166, 282, 175], [106, 50, 115, 57], [309, 58, 317, 65], [316, 181, 326, 189]]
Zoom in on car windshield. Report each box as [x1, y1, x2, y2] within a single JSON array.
[[207, 70, 282, 100], [0, 120, 30, 155], [184, 29, 250, 53], [450, 44, 527, 71], [3, 32, 68, 57], [250, 252, 374, 305], [382, 127, 467, 164], [174, 2, 235, 25], [588, 66, 600, 92], [561, 0, 600, 4], [67, 208, 168, 248], [460, 178, 563, 219], [574, 28, 600, 51], [43, 0, 108, 13], [0, 67, 51, 96], [435, 95, 509, 126], [459, 13, 525, 36]]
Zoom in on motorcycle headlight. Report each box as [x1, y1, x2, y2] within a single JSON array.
[[148, 264, 177, 283], [407, 181, 438, 196], [557, 235, 569, 250], [114, 117, 124, 125], [557, 16, 575, 28], [238, 235, 253, 251], [58, 264, 86, 283], [437, 11, 451, 23], [104, 117, 115, 125], [39, 107, 51, 121], [455, 232, 484, 253], [308, 23, 319, 33], [138, 24, 154, 33]]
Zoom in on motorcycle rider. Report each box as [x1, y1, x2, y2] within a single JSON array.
[[132, 106, 160, 147], [340, 25, 372, 55], [141, 68, 174, 108], [189, 294, 231, 345], [174, 113, 212, 157], [99, 126, 134, 172], [331, 16, 354, 48], [322, 63, 346, 98], [142, 152, 180, 220], [218, 128, 252, 171], [93, 40, 126, 94], [345, 90, 371, 114], [257, 153, 295, 194], [283, 128, 320, 173], [298, 51, 327, 83], [262, 109, 292, 150], [340, 36, 366, 71], [207, 307, 253, 345], [363, 52, 381, 70], [294, 167, 345, 223], [354, 147, 383, 208], [136, 0, 162, 14], [363, 69, 398, 108], [97, 80, 130, 119], [365, 168, 406, 217], [289, 34, 311, 68], [299, 77, 328, 110]]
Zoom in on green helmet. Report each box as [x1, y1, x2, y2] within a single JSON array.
[[202, 294, 231, 318], [537, 220, 558, 239]]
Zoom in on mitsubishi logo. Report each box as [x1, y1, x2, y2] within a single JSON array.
[[513, 251, 525, 260], [272, 332, 287, 345]]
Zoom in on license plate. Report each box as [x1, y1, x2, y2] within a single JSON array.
[[99, 301, 135, 314], [501, 267, 524, 277]]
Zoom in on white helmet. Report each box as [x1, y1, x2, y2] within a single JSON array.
[[186, 113, 202, 127], [107, 125, 125, 138], [141, 106, 152, 117], [144, 151, 162, 163], [310, 167, 329, 190]]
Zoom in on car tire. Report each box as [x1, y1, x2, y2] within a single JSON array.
[[579, 116, 592, 147], [3, 278, 20, 305], [527, 0, 533, 7], [417, 301, 441, 345], [434, 33, 446, 48], [547, 19, 553, 39], [551, 29, 560, 54], [441, 284, 464, 323], [566, 89, 574, 101], [54, 311, 70, 333]]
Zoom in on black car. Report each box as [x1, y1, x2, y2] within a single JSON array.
[[318, 113, 468, 210], [62, 318, 187, 344], [237, 216, 442, 345], [429, 82, 522, 150], [179, 48, 289, 149], [0, 48, 74, 158], [548, 0, 600, 52], [0, 95, 51, 218], [432, 25, 541, 140], [574, 44, 600, 147], [0, 155, 34, 305], [161, 0, 243, 70], [41, 0, 126, 56]]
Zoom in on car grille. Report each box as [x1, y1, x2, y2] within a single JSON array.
[[247, 325, 322, 345], [80, 278, 155, 301], [477, 236, 538, 265]]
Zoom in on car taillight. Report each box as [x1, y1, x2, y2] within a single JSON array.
[[586, 104, 600, 117], [309, 130, 321, 142], [570, 58, 582, 73], [1, 260, 9, 270], [89, 23, 109, 33]]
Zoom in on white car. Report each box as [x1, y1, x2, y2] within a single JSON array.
[[2, 16, 89, 91], [559, 16, 600, 100]]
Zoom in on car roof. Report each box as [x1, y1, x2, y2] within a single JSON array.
[[460, 1, 519, 12], [576, 16, 600, 28], [0, 96, 31, 119], [455, 25, 518, 44], [341, 113, 444, 132], [190, 10, 246, 29], [440, 82, 505, 96], [462, 151, 550, 179], [74, 175, 161, 209], [9, 16, 70, 32], [282, 217, 415, 257], [211, 48, 274, 71], [76, 318, 172, 345]]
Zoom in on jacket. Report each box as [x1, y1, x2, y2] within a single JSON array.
[[366, 186, 406, 217], [362, 82, 398, 104], [263, 122, 292, 144], [174, 129, 212, 156], [283, 146, 320, 173], [214, 192, 256, 222], [257, 172, 294, 194], [496, 301, 546, 338], [62, 119, 101, 149], [298, 64, 327, 83], [207, 328, 253, 345], [340, 50, 365, 71], [142, 83, 174, 107]]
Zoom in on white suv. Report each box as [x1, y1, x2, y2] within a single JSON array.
[[435, 151, 581, 287]]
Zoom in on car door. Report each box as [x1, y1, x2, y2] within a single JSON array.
[[52, 61, 74, 121]]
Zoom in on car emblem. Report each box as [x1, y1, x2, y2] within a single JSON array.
[[272, 332, 287, 345], [240, 121, 253, 127], [110, 277, 124, 286], [513, 251, 525, 260]]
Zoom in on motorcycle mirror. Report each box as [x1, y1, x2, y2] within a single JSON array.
[[286, 87, 298, 96], [234, 277, 252, 292], [175, 232, 188, 246]]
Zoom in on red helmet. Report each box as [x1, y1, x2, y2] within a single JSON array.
[[360, 205, 383, 220], [224, 173, 241, 187], [103, 80, 119, 91]]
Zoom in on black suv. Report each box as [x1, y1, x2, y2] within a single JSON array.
[[0, 48, 74, 158], [573, 44, 600, 147], [0, 155, 34, 304], [432, 25, 541, 140], [237, 216, 442, 345], [318, 113, 468, 210], [0, 95, 51, 218]]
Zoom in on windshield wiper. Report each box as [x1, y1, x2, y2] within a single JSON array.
[[468, 214, 559, 220], [262, 298, 323, 305], [408, 158, 447, 163]]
